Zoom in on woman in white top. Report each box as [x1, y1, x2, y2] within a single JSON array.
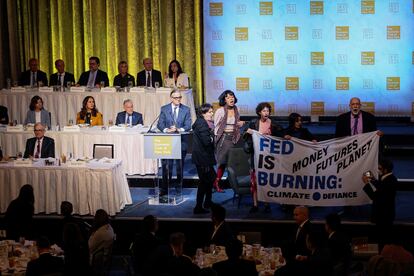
[[164, 60, 189, 89], [24, 95, 51, 129]]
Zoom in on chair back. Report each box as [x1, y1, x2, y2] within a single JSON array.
[[227, 147, 250, 175], [93, 144, 114, 159]]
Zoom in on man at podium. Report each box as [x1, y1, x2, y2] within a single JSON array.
[[157, 90, 192, 198]]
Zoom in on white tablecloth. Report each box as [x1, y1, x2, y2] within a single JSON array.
[[0, 160, 132, 215], [0, 88, 196, 126], [0, 128, 158, 175]]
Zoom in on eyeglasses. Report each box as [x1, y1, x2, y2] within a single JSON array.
[[34, 129, 45, 132], [172, 96, 182, 100]]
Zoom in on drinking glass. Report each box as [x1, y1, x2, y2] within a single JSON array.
[[100, 81, 105, 88], [38, 81, 43, 87], [68, 119, 74, 126], [108, 120, 113, 126], [13, 80, 18, 87], [66, 81, 72, 90], [155, 82, 160, 89]]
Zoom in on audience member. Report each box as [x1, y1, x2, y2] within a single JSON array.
[[210, 204, 234, 246], [49, 59, 76, 87], [60, 201, 90, 243], [199, 267, 218, 276], [76, 95, 103, 126], [0, 105, 9, 124], [24, 95, 51, 129], [273, 244, 300, 276], [23, 122, 55, 158], [26, 236, 64, 276], [113, 61, 135, 87], [62, 222, 91, 275], [115, 99, 143, 126], [4, 184, 34, 241], [164, 60, 189, 89], [212, 238, 257, 276], [18, 58, 48, 87], [283, 112, 316, 142], [77, 56, 109, 87], [192, 103, 216, 214], [367, 255, 401, 276], [381, 231, 414, 272], [293, 206, 312, 256], [137, 57, 163, 87]]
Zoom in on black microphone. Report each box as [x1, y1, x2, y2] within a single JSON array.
[[147, 113, 161, 133]]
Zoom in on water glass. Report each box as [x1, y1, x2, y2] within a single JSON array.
[[155, 82, 160, 89], [100, 81, 105, 88], [108, 120, 113, 126], [6, 78, 11, 89], [68, 119, 74, 126], [66, 81, 72, 89], [13, 80, 18, 87], [38, 81, 43, 87]]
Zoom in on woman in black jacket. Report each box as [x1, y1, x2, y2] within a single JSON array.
[[283, 113, 316, 142], [192, 103, 216, 214]]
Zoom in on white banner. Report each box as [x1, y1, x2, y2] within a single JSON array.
[[253, 131, 379, 206]]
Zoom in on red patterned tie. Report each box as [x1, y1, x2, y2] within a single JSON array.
[[34, 138, 41, 158]]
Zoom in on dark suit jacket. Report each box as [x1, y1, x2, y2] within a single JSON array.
[[212, 258, 258, 276], [157, 103, 192, 151], [335, 110, 377, 138], [137, 69, 163, 87], [49, 71, 76, 86], [305, 247, 334, 276], [192, 118, 216, 166], [210, 221, 234, 246], [113, 73, 135, 87], [295, 220, 312, 256], [5, 198, 34, 240], [19, 70, 48, 86], [77, 69, 109, 86], [363, 173, 397, 225], [115, 111, 143, 126], [328, 231, 351, 265], [23, 136, 55, 158], [283, 127, 315, 141], [131, 231, 161, 274], [26, 253, 64, 276], [0, 105, 9, 124]]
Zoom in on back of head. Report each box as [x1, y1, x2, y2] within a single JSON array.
[[18, 184, 34, 205], [225, 238, 243, 259], [142, 215, 157, 233], [325, 213, 341, 232], [288, 113, 301, 128], [37, 236, 51, 250], [367, 255, 401, 276], [211, 203, 226, 223], [169, 232, 185, 247], [93, 209, 109, 230], [60, 201, 73, 217], [379, 158, 394, 173]]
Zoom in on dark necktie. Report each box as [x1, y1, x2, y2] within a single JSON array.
[[146, 72, 151, 87], [58, 74, 62, 85], [353, 114, 359, 135], [34, 138, 41, 158], [31, 72, 36, 86], [127, 114, 131, 126]]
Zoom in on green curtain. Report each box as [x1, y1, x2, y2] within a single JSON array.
[[0, 0, 204, 104]]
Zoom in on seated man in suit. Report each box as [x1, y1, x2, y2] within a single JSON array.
[[210, 204, 234, 246], [23, 122, 55, 158], [212, 238, 257, 276], [137, 57, 163, 87], [18, 58, 48, 87], [49, 59, 76, 87], [115, 99, 143, 126], [157, 90, 192, 197], [26, 236, 64, 276], [293, 206, 312, 257], [77, 56, 109, 88], [113, 61, 135, 87], [0, 105, 9, 124]]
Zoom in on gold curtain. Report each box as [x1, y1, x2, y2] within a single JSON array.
[[0, 0, 204, 104]]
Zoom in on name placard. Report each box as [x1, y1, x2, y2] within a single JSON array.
[[67, 160, 87, 167], [101, 87, 116, 93], [11, 87, 26, 93], [38, 87, 53, 93], [14, 159, 32, 166], [130, 87, 145, 93], [156, 87, 172, 93], [109, 125, 126, 132], [70, 86, 86, 92], [62, 125, 80, 132], [6, 125, 24, 132]]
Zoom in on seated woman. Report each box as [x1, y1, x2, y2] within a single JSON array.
[[164, 60, 189, 89], [283, 112, 316, 142], [76, 96, 103, 126], [24, 95, 51, 129]]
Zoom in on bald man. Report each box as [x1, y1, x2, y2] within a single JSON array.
[[19, 58, 48, 87], [136, 58, 163, 87], [293, 206, 312, 256], [49, 59, 76, 87], [23, 123, 55, 158]]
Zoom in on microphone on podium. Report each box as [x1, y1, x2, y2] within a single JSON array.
[[147, 113, 161, 133]]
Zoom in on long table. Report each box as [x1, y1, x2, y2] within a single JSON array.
[[0, 128, 158, 175], [0, 88, 196, 126], [0, 159, 132, 215]]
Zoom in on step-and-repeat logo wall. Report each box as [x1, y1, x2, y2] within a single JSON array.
[[204, 1, 414, 116]]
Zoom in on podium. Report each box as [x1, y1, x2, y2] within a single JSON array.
[[143, 133, 184, 205]]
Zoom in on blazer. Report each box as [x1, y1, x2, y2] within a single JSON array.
[[0, 105, 9, 124], [210, 222, 234, 246], [157, 103, 192, 151], [328, 231, 352, 265], [113, 73, 135, 87], [164, 73, 189, 88], [335, 110, 377, 138], [295, 220, 312, 256], [77, 69, 109, 87], [76, 111, 104, 126], [212, 258, 258, 276], [24, 109, 51, 129], [23, 136, 55, 158], [26, 253, 64, 276], [18, 70, 48, 86], [363, 173, 397, 225], [115, 111, 143, 126], [192, 117, 216, 166], [137, 69, 163, 87], [49, 71, 76, 86], [283, 127, 315, 141]]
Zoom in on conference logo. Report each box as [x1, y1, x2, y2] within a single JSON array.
[[268, 102, 275, 114], [237, 55, 247, 65], [235, 27, 248, 41], [154, 137, 173, 155], [286, 77, 299, 90], [310, 1, 324, 15], [361, 52, 375, 65], [261, 52, 274, 65], [387, 77, 400, 90], [209, 2, 223, 16], [336, 26, 349, 40], [361, 0, 375, 14], [336, 77, 349, 90], [211, 53, 224, 66], [213, 80, 223, 90], [312, 29, 322, 39], [285, 27, 299, 40], [337, 3, 348, 13], [311, 102, 325, 115], [260, 1, 273, 15], [313, 79, 323, 89], [288, 104, 298, 113], [363, 79, 373, 89], [387, 26, 400, 39], [236, 4, 246, 15], [236, 78, 250, 91], [362, 102, 375, 114], [311, 52, 324, 65], [263, 80, 272, 89], [238, 105, 249, 115], [338, 104, 348, 113]]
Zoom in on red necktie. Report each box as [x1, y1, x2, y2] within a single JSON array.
[[34, 138, 41, 158]]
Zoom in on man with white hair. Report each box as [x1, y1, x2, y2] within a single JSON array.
[[23, 123, 55, 158], [293, 206, 312, 256], [115, 99, 143, 126]]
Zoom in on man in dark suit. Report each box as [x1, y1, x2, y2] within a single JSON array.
[[18, 58, 48, 87], [210, 204, 234, 246], [335, 97, 378, 138], [157, 90, 192, 197], [23, 123, 55, 158], [362, 159, 397, 250], [0, 105, 9, 124], [293, 206, 312, 256], [212, 238, 257, 276], [115, 99, 143, 126], [77, 56, 109, 87], [26, 236, 64, 276], [113, 61, 135, 87], [137, 57, 163, 87], [49, 59, 76, 87]]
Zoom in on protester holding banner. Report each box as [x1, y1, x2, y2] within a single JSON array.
[[244, 102, 282, 213], [283, 113, 316, 142], [213, 90, 244, 192]]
